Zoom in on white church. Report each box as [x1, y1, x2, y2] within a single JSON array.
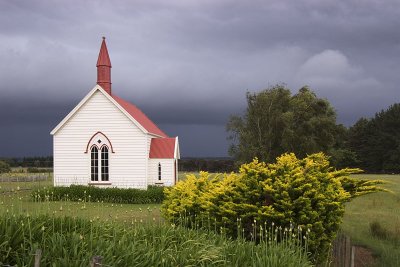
[[50, 38, 180, 188]]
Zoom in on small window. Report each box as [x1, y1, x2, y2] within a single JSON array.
[[91, 146, 99, 181], [158, 163, 161, 180], [101, 146, 109, 181]]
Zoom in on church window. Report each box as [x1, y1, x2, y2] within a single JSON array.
[[87, 132, 112, 183], [91, 146, 99, 181], [158, 163, 162, 180], [101, 146, 109, 181]]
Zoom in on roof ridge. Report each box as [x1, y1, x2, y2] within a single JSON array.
[[112, 94, 168, 138]]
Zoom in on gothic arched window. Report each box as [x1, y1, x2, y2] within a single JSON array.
[[87, 132, 112, 183]]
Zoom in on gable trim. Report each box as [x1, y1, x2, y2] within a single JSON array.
[[50, 85, 150, 135], [174, 136, 180, 159], [84, 131, 115, 153]]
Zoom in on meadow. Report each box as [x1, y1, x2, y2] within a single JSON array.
[[0, 172, 399, 266], [341, 174, 400, 266], [0, 172, 311, 267]]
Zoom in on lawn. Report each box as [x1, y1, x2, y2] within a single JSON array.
[[342, 174, 400, 266], [0, 178, 162, 224]]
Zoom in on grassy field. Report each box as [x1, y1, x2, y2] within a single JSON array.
[[0, 173, 312, 267], [0, 178, 162, 224], [1, 172, 399, 266], [342, 174, 400, 266]]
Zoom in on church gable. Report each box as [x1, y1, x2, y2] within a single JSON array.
[[51, 86, 147, 136]]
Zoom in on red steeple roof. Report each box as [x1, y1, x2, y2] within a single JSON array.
[[97, 37, 112, 94], [97, 37, 112, 67]]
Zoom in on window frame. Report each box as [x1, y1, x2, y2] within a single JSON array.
[[158, 163, 162, 181], [87, 132, 112, 185], [100, 145, 109, 181], [90, 146, 99, 181]]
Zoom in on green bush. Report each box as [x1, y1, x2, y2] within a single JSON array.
[[0, 215, 312, 267], [32, 185, 165, 204], [0, 160, 11, 173], [162, 152, 384, 263]]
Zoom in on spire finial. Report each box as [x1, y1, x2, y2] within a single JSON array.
[[97, 37, 112, 95]]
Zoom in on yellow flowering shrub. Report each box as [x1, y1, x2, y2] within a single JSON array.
[[162, 152, 384, 263]]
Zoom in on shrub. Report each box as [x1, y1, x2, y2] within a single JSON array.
[[0, 160, 11, 174], [162, 152, 385, 263], [32, 185, 165, 204]]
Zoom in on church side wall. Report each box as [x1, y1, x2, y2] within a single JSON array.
[[53, 90, 148, 188], [148, 159, 175, 186]]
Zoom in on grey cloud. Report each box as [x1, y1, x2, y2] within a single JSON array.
[[1, 0, 400, 156], [294, 49, 385, 124]]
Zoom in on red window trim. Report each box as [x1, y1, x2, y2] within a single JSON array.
[[85, 131, 115, 153]]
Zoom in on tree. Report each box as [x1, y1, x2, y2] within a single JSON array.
[[348, 104, 400, 172], [227, 85, 339, 163], [328, 124, 360, 169], [0, 160, 11, 173]]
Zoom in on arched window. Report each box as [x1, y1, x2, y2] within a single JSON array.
[[158, 163, 162, 181], [91, 146, 99, 181], [87, 132, 112, 183], [101, 146, 109, 181]]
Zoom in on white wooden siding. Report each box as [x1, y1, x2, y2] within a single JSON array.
[[148, 159, 175, 186], [53, 90, 148, 188]]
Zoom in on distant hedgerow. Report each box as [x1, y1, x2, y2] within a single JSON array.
[[32, 185, 165, 204]]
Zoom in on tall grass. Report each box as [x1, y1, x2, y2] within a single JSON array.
[[0, 215, 313, 267]]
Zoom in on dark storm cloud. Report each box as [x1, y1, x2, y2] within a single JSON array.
[[1, 0, 400, 157]]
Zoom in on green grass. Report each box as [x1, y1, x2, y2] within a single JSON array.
[[0, 172, 197, 224], [342, 174, 400, 266], [0, 191, 162, 224], [0, 174, 312, 267], [0, 215, 312, 267], [0, 177, 52, 191]]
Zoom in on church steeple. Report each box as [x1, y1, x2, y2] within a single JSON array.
[[96, 37, 112, 95]]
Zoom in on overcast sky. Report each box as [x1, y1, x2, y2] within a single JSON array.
[[1, 0, 400, 157]]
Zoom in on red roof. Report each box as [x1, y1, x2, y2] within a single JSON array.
[[96, 37, 112, 67], [149, 137, 176, 158], [112, 95, 168, 137]]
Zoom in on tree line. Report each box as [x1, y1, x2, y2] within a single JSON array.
[[178, 158, 235, 173], [0, 156, 53, 168], [0, 156, 234, 173], [227, 84, 400, 173]]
